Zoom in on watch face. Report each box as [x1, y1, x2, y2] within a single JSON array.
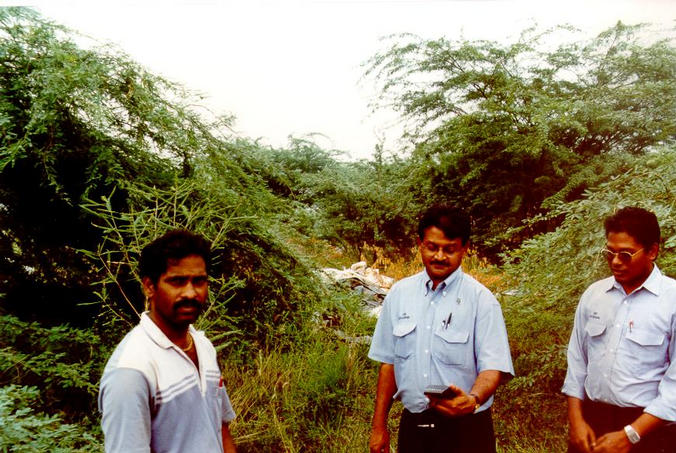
[[624, 426, 640, 444]]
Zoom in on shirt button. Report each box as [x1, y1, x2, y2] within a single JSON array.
[[443, 291, 447, 296], [424, 349, 429, 354], [423, 374, 428, 378], [427, 325, 431, 330], [616, 324, 620, 328]]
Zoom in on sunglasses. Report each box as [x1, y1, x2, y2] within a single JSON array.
[[601, 248, 643, 263]]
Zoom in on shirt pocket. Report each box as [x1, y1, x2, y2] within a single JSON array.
[[432, 328, 469, 366], [393, 321, 416, 360], [624, 328, 667, 375], [584, 321, 607, 364], [585, 321, 606, 337]]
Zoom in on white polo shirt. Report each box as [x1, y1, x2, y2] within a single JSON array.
[[99, 312, 236, 453]]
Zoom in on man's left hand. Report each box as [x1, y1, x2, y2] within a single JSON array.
[[591, 430, 632, 453], [427, 385, 475, 417]]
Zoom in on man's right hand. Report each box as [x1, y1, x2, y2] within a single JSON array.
[[569, 418, 597, 453], [369, 425, 390, 453]]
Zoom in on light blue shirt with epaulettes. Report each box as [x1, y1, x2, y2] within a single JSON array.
[[368, 267, 514, 413], [562, 265, 676, 422]]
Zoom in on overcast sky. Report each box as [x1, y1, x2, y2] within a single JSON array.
[[11, 1, 676, 159]]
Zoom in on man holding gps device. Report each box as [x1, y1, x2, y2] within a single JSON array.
[[368, 205, 514, 453]]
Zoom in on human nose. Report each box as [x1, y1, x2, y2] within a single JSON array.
[[181, 281, 198, 298], [433, 248, 446, 260], [610, 253, 623, 266]]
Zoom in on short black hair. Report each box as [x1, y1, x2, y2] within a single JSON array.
[[139, 229, 211, 283], [418, 205, 471, 245], [604, 207, 660, 250]]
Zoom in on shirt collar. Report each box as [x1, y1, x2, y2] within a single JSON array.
[[423, 266, 464, 295], [608, 264, 662, 296], [140, 311, 197, 349]]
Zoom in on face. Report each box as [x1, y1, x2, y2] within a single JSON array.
[[605, 231, 657, 294], [418, 226, 468, 287], [144, 254, 208, 335]]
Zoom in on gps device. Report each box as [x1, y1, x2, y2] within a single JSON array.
[[423, 385, 458, 399]]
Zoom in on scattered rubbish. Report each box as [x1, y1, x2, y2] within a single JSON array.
[[318, 261, 394, 317]]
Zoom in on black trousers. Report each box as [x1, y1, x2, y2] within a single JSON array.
[[398, 408, 496, 453], [568, 399, 676, 453]]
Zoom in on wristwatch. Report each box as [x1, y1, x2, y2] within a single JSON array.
[[624, 425, 641, 444], [469, 393, 481, 413]]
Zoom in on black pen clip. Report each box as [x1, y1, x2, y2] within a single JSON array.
[[443, 312, 452, 329]]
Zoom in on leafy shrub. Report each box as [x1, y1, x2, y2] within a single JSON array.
[[81, 179, 323, 354], [0, 385, 102, 452], [0, 315, 107, 421], [365, 23, 676, 258]]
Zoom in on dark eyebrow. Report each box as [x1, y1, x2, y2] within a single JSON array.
[[606, 246, 638, 252]]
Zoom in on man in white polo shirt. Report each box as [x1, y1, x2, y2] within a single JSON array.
[[99, 230, 237, 453]]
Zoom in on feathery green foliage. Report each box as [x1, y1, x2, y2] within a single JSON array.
[[0, 6, 227, 324], [365, 23, 676, 257]]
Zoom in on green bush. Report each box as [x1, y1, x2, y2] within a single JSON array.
[[0, 315, 107, 421], [0, 385, 102, 452]]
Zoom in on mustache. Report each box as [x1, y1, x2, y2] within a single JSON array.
[[174, 299, 202, 311]]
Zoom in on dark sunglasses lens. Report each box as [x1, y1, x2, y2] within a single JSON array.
[[618, 252, 633, 262], [603, 250, 633, 262]]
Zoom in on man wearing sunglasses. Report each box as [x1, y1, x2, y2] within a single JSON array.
[[368, 205, 513, 453], [563, 207, 676, 453]]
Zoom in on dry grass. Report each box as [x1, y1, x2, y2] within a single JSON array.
[[359, 244, 506, 294]]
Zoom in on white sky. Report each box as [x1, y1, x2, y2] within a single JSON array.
[[9, 1, 676, 159]]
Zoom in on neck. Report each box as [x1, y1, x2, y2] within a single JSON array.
[[148, 312, 190, 343], [620, 264, 654, 295]]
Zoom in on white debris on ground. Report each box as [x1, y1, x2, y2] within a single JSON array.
[[318, 261, 395, 318]]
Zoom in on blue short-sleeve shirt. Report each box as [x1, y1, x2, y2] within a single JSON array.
[[368, 267, 514, 413]]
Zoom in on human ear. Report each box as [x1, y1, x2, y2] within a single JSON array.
[[142, 277, 155, 300]]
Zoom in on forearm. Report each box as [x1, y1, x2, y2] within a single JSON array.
[[372, 363, 397, 429], [567, 396, 585, 425], [221, 423, 237, 453], [592, 412, 667, 452], [629, 412, 666, 438], [469, 370, 501, 404]]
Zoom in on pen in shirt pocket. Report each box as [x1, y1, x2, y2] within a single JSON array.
[[443, 312, 452, 329]]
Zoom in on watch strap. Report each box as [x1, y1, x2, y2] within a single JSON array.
[[469, 393, 481, 413]]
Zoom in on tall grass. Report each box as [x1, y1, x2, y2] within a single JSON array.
[[222, 289, 382, 452]]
